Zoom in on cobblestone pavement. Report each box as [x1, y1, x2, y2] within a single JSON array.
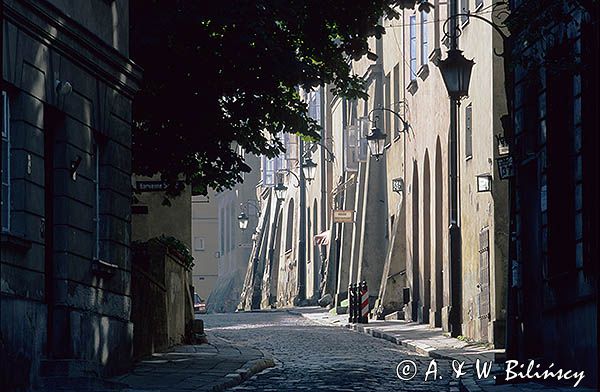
[[203, 310, 457, 391]]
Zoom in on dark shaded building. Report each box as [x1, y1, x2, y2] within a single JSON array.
[[1, 0, 141, 389], [507, 0, 597, 386]]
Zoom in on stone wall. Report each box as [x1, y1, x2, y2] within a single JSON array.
[[1, 0, 140, 389], [130, 239, 193, 360], [508, 2, 597, 385]]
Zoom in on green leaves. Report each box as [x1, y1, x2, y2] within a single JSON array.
[[130, 0, 418, 197]]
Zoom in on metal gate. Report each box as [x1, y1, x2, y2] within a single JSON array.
[[478, 228, 490, 342]]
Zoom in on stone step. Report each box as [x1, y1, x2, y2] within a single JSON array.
[[384, 311, 405, 321]]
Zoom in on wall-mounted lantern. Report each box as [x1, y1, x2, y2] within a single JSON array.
[[237, 212, 249, 230], [302, 156, 317, 182], [366, 126, 387, 160], [274, 181, 288, 201], [438, 49, 475, 100]]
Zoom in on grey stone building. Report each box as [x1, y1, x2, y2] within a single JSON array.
[[507, 0, 597, 386], [1, 0, 141, 389]]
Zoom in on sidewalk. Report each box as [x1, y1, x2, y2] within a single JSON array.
[[106, 333, 274, 392], [291, 307, 595, 392]]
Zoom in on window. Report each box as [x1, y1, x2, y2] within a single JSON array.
[[229, 203, 235, 251], [262, 155, 285, 186], [219, 207, 225, 255], [308, 89, 322, 125], [465, 103, 473, 159], [393, 65, 401, 137], [546, 41, 576, 277], [421, 11, 429, 65], [357, 101, 369, 161], [93, 140, 101, 259], [384, 73, 391, 133], [345, 124, 359, 171], [410, 16, 417, 81], [284, 132, 298, 162], [194, 237, 205, 251], [1, 92, 10, 232], [460, 0, 469, 25]]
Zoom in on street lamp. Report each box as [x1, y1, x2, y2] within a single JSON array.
[[237, 212, 249, 230], [274, 181, 288, 201], [438, 48, 475, 100], [366, 126, 387, 160], [237, 200, 260, 230], [362, 105, 410, 160], [437, 0, 509, 338], [302, 156, 317, 182]]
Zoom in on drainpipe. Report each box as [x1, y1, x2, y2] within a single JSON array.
[[448, 0, 462, 338]]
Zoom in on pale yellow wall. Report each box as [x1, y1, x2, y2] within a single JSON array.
[[191, 191, 219, 299]]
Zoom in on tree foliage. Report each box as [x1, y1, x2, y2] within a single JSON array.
[[130, 0, 419, 196]]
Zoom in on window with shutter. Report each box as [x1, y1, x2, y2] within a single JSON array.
[[393, 65, 401, 138], [460, 0, 469, 25], [421, 11, 429, 65], [357, 115, 369, 162], [1, 91, 10, 232], [284, 133, 298, 162], [345, 125, 359, 172], [410, 16, 417, 81], [465, 103, 473, 159]]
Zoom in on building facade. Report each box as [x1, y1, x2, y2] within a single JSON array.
[[1, 0, 141, 389], [208, 152, 261, 312], [191, 191, 219, 301], [238, 1, 510, 349], [239, 88, 332, 310], [507, 0, 597, 385]]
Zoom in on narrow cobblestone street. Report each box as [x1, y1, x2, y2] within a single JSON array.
[[203, 310, 455, 391]]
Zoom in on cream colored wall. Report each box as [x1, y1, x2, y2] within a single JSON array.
[[191, 191, 219, 300], [457, 3, 509, 343], [398, 5, 452, 327], [391, 0, 508, 342]]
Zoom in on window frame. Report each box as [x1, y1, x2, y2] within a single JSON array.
[[93, 139, 100, 259], [409, 15, 417, 81], [460, 0, 470, 26], [2, 91, 11, 233], [465, 103, 473, 160], [421, 11, 429, 66], [194, 236, 206, 251]]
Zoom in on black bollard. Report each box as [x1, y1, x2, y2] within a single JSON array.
[[352, 283, 360, 323]]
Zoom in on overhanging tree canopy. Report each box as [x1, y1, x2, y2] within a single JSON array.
[[130, 0, 420, 197]]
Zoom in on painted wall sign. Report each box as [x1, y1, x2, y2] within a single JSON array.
[[392, 177, 404, 194], [333, 210, 354, 223], [496, 156, 514, 179], [136, 180, 185, 192]]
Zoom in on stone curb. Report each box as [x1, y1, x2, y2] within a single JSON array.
[[203, 334, 276, 391], [213, 357, 276, 392]]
